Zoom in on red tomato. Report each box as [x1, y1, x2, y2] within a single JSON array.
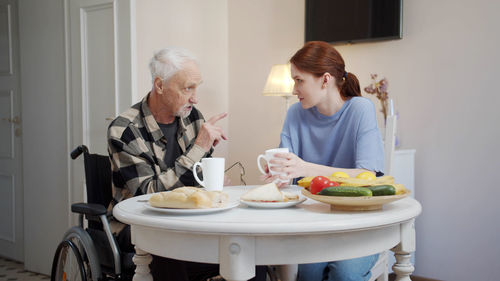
[[310, 176, 340, 194], [310, 176, 330, 194], [328, 181, 340, 187]]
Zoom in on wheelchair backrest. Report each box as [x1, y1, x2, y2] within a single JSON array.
[[83, 153, 113, 210]]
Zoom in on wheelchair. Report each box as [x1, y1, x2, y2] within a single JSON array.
[[51, 145, 279, 281], [51, 145, 135, 281]]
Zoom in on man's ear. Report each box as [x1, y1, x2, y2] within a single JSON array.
[[153, 77, 164, 94]]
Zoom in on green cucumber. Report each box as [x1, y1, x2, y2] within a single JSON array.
[[318, 186, 372, 197], [367, 185, 396, 196]]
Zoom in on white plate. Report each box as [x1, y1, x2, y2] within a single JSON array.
[[240, 197, 306, 209], [143, 200, 240, 215]]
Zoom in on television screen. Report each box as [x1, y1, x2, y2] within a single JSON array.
[[305, 0, 402, 44]]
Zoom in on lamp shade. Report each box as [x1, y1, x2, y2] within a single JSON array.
[[262, 64, 294, 96]]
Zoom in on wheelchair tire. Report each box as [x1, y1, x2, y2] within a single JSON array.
[[62, 226, 102, 281], [51, 239, 87, 281]]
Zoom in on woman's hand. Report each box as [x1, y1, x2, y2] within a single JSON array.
[[258, 164, 291, 188], [269, 152, 309, 182]]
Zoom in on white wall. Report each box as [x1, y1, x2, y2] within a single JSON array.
[[228, 0, 500, 280], [227, 0, 304, 184], [135, 0, 229, 158], [19, 0, 69, 274], [336, 1, 500, 280]]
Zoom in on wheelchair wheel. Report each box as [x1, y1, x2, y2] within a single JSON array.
[[61, 226, 102, 281], [51, 240, 87, 281]]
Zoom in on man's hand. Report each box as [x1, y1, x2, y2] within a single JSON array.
[[195, 112, 228, 151]]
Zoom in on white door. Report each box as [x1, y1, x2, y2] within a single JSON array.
[[0, 0, 23, 261], [69, 0, 136, 206]]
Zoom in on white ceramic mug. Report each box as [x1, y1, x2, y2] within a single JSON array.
[[193, 157, 225, 191], [257, 148, 289, 183]]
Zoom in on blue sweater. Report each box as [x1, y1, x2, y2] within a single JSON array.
[[280, 96, 384, 173]]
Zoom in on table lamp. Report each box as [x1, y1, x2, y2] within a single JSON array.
[[262, 63, 294, 113]]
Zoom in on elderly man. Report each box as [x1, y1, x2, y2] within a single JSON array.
[[107, 48, 265, 281]]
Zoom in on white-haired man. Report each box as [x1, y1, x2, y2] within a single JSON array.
[[107, 48, 266, 281]]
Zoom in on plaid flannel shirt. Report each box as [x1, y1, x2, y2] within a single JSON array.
[[107, 93, 211, 221]]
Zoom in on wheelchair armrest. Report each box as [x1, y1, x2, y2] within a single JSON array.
[[71, 203, 107, 216]]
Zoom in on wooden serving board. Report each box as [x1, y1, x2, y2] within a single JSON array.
[[301, 189, 411, 211]]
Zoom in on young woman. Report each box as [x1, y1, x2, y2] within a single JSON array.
[[265, 41, 384, 281]]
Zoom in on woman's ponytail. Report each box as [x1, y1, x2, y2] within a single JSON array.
[[341, 72, 361, 98]]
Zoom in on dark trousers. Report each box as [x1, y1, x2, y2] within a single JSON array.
[[117, 225, 266, 281]]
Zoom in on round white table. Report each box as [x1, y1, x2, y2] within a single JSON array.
[[113, 185, 422, 281]]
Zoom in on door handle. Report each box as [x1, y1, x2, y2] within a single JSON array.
[[2, 116, 21, 125]]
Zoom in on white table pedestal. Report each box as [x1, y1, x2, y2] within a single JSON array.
[[132, 247, 153, 281], [219, 236, 256, 281], [391, 219, 416, 281]]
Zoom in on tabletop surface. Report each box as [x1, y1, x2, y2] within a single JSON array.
[[113, 185, 422, 235]]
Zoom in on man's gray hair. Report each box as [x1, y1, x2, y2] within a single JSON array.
[[149, 47, 197, 83]]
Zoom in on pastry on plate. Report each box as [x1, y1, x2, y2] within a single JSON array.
[[241, 182, 299, 202], [149, 186, 228, 209]]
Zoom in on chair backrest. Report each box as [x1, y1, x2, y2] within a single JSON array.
[[83, 152, 112, 209], [384, 115, 397, 176]]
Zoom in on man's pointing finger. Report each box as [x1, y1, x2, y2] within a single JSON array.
[[207, 112, 228, 124]]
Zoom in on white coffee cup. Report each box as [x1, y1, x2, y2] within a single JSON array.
[[257, 148, 289, 183], [193, 157, 225, 191]]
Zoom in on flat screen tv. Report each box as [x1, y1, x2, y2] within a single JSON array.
[[305, 0, 403, 44]]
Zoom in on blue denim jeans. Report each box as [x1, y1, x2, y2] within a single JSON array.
[[297, 253, 379, 281]]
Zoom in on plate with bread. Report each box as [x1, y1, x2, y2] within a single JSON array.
[[239, 183, 306, 208], [145, 186, 239, 214]]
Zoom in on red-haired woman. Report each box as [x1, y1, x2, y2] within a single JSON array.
[[265, 41, 384, 281]]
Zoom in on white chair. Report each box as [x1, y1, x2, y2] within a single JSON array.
[[384, 101, 397, 176], [368, 251, 389, 281], [369, 101, 397, 281]]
